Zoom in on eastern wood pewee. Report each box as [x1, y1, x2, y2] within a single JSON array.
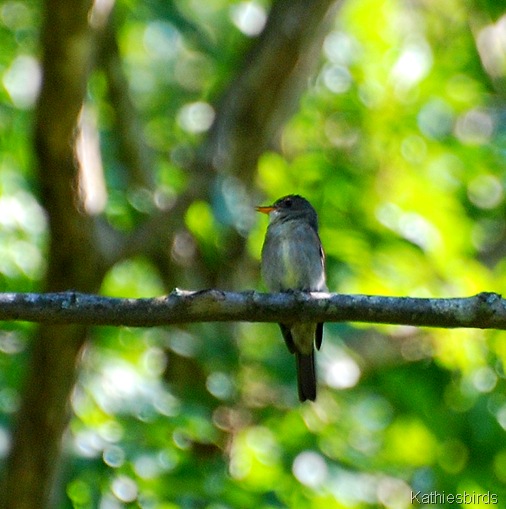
[[257, 195, 327, 401]]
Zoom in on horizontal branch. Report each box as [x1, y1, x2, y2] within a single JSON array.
[[0, 290, 505, 330]]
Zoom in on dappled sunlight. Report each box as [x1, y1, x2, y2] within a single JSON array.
[[3, 0, 506, 506], [389, 38, 433, 92], [327, 470, 413, 508], [0, 175, 46, 283], [417, 98, 454, 140], [73, 428, 112, 459], [322, 346, 361, 390], [2, 55, 40, 109], [206, 371, 234, 399], [476, 15, 506, 79], [230, 1, 267, 37], [455, 108, 495, 145], [376, 202, 442, 252], [89, 0, 115, 29], [111, 475, 138, 504], [84, 359, 172, 416], [470, 366, 498, 393], [229, 426, 281, 486], [0, 426, 10, 458], [321, 64, 353, 94], [76, 105, 108, 215], [177, 101, 215, 133], [0, 191, 46, 235], [292, 450, 328, 488], [0, 331, 26, 356], [101, 257, 165, 297], [467, 174, 503, 210], [143, 20, 181, 60]]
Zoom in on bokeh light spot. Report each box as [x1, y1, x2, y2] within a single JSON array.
[[111, 475, 138, 503], [467, 175, 503, 209], [292, 451, 328, 487], [177, 101, 215, 133], [2, 55, 41, 108], [230, 1, 267, 37]]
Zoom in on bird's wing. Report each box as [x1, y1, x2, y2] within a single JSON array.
[[315, 322, 323, 350], [279, 323, 296, 353]]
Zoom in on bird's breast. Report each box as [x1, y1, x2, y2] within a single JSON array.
[[279, 238, 300, 288], [261, 222, 325, 292]]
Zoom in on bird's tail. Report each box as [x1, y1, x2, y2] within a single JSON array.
[[295, 350, 316, 402]]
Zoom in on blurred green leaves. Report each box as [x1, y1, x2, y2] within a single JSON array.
[[3, 0, 506, 507]]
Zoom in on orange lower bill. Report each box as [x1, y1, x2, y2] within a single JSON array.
[[256, 206, 275, 214]]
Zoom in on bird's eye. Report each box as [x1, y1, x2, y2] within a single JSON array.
[[284, 198, 292, 207]]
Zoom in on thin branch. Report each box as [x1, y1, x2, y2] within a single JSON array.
[[0, 290, 505, 329]]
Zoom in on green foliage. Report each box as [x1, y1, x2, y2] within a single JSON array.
[[2, 0, 506, 507]]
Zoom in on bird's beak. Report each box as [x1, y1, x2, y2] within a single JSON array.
[[256, 205, 275, 214]]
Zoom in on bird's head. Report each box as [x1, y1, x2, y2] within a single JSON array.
[[256, 195, 318, 230]]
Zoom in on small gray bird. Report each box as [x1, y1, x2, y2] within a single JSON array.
[[257, 195, 327, 401]]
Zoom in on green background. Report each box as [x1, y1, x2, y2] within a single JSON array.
[[1, 0, 506, 507]]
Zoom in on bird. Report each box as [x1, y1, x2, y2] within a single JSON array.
[[257, 195, 326, 401]]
